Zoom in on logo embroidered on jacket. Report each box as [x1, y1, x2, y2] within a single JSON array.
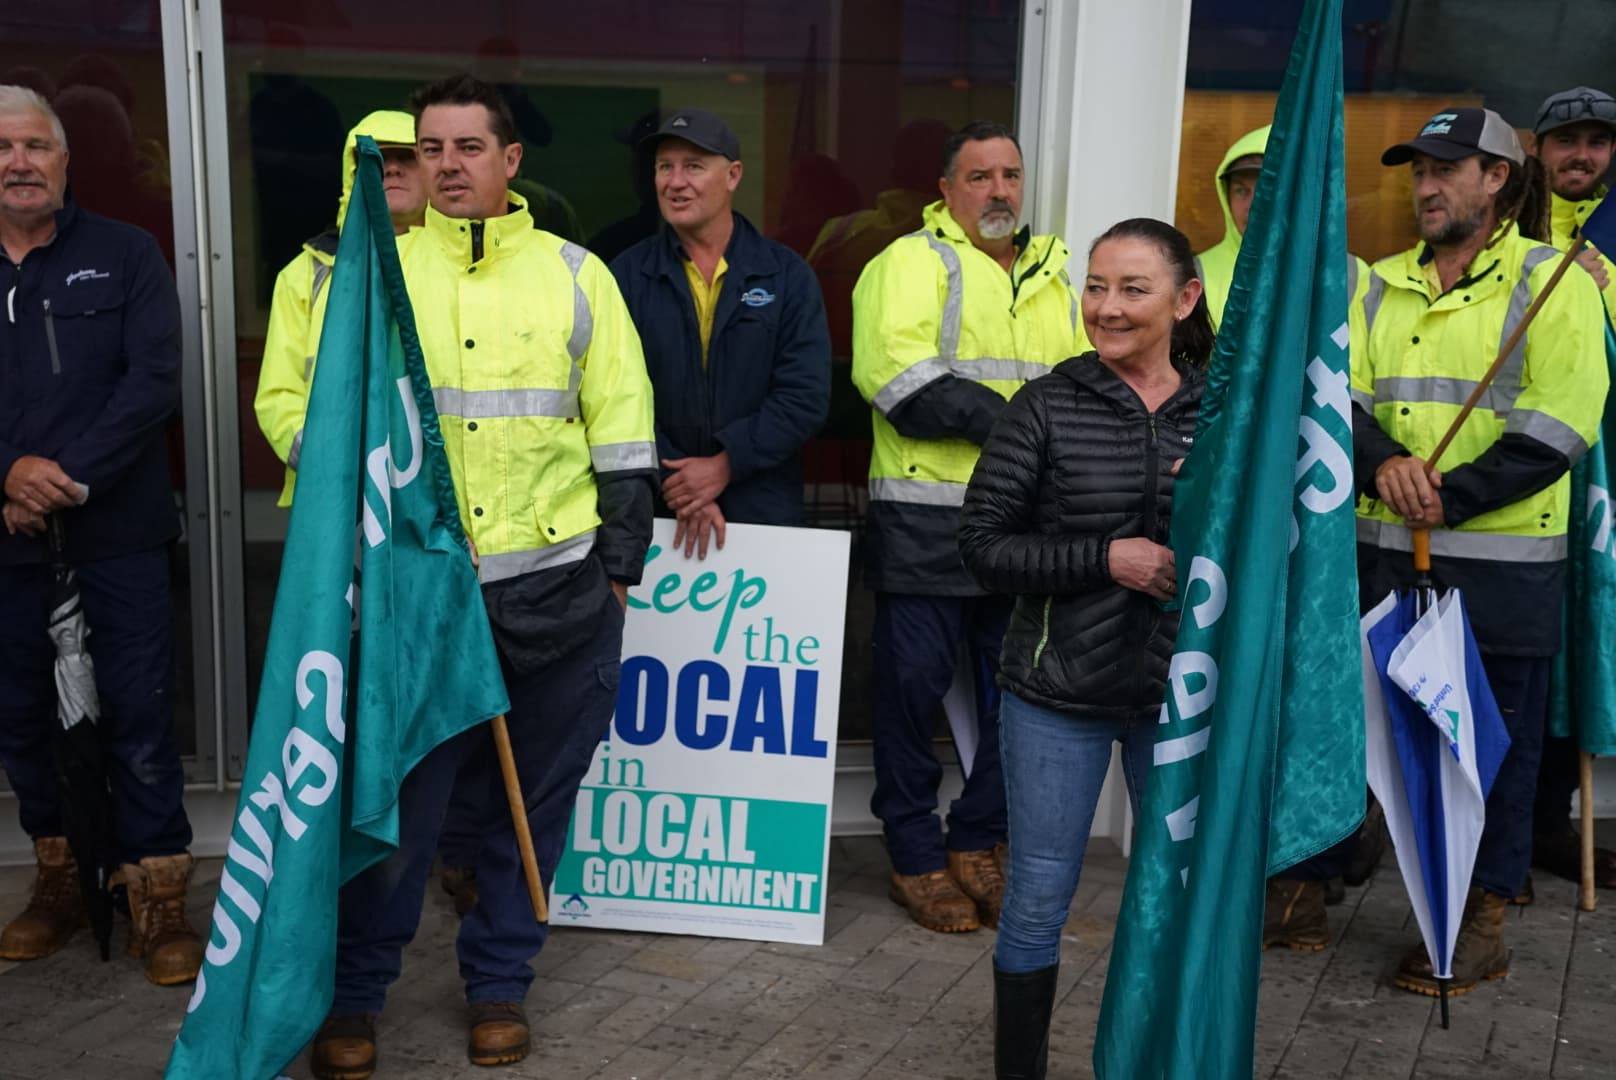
[[739, 287, 776, 308], [65, 269, 111, 286]]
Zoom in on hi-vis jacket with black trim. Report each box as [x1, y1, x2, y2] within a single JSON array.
[[255, 109, 414, 507], [1550, 188, 1616, 324], [1350, 222, 1609, 654], [851, 201, 1088, 594], [398, 197, 656, 608]]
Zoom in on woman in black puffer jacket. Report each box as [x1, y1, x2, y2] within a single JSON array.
[[959, 219, 1214, 1080]]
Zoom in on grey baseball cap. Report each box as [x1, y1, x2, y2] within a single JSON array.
[[641, 108, 741, 160], [1533, 87, 1616, 136], [1382, 107, 1524, 166]]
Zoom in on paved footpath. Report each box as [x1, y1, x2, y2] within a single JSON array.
[[0, 830, 1610, 1078]]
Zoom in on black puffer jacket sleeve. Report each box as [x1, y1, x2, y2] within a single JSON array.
[[959, 383, 1113, 594]]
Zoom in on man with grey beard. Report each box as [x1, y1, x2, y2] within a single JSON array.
[[850, 121, 1087, 936]]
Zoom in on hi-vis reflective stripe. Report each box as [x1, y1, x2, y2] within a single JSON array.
[[478, 529, 597, 584], [559, 241, 593, 371], [1506, 408, 1591, 461], [433, 386, 580, 419], [921, 232, 963, 361], [590, 441, 656, 473], [1371, 375, 1517, 413], [1363, 246, 1560, 402], [1356, 517, 1568, 562], [869, 477, 968, 507], [870, 356, 1052, 415], [288, 429, 304, 470]]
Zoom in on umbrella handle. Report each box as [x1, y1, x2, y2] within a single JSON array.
[[1413, 528, 1431, 574]]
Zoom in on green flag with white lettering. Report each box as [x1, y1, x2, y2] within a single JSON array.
[[1550, 325, 1616, 756], [165, 138, 509, 1080], [1095, 2, 1364, 1075]]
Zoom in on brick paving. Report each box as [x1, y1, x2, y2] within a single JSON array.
[[0, 830, 1611, 1079]]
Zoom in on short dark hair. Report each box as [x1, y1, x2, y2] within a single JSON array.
[[940, 121, 1021, 180], [409, 73, 517, 147]]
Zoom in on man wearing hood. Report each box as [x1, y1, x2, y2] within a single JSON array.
[[254, 109, 425, 508], [1528, 86, 1616, 900], [1196, 123, 1369, 335]]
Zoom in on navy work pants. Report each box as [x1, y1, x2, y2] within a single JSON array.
[[869, 592, 1010, 875], [332, 600, 623, 1012], [1473, 654, 1551, 899], [0, 547, 191, 862]]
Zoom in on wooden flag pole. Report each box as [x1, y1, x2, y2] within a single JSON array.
[[1580, 752, 1598, 913], [492, 714, 549, 923]]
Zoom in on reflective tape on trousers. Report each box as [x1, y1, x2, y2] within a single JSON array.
[[868, 476, 968, 507], [1355, 517, 1567, 562], [477, 529, 598, 584], [432, 386, 581, 420]]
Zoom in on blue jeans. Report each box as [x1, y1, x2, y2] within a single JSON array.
[[994, 691, 1153, 974], [870, 593, 1012, 875]]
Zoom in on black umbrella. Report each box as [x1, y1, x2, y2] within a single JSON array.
[[45, 515, 115, 961]]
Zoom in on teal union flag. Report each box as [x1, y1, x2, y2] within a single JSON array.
[[1095, 0, 1365, 1075], [165, 138, 509, 1080]]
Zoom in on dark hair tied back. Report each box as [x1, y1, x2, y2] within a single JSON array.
[[1089, 218, 1216, 368]]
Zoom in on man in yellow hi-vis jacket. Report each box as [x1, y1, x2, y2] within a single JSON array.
[[310, 75, 656, 1079], [851, 121, 1087, 937], [254, 110, 425, 507], [1529, 85, 1616, 898], [1352, 107, 1608, 997]]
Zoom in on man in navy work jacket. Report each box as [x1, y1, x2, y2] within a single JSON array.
[[610, 108, 830, 557], [0, 85, 201, 985]]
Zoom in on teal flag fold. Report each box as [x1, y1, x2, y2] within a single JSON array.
[[165, 137, 510, 1080], [1550, 325, 1616, 756], [1095, 1, 1363, 1075]]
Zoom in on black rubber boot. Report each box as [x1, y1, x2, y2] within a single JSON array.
[[994, 963, 1058, 1079]]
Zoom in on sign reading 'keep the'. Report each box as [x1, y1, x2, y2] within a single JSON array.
[[551, 520, 850, 944]]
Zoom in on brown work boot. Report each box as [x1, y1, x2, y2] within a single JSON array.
[[441, 865, 479, 917], [889, 870, 980, 933], [1262, 879, 1329, 952], [1395, 886, 1510, 997], [468, 1001, 530, 1067], [123, 853, 204, 985], [311, 1013, 379, 1080], [0, 837, 85, 961], [947, 848, 1006, 928]]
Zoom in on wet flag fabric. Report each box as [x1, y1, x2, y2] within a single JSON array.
[[164, 139, 509, 1080], [1095, 0, 1364, 1076]]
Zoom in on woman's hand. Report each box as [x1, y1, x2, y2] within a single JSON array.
[[1108, 537, 1176, 601]]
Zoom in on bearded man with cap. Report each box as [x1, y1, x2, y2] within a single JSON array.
[[1527, 86, 1616, 899], [609, 108, 831, 557], [1351, 107, 1609, 996]]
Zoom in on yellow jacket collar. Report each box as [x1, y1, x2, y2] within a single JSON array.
[[920, 200, 1062, 273], [1551, 189, 1608, 243], [1380, 221, 1525, 300], [424, 191, 534, 262]]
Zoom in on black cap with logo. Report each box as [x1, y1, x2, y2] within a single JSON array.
[[1381, 107, 1524, 167], [641, 108, 741, 161]]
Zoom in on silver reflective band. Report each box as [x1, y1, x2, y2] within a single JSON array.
[[303, 355, 315, 381], [922, 232, 963, 361], [1506, 408, 1590, 462], [871, 357, 952, 415], [287, 429, 304, 470], [869, 477, 968, 507], [560, 241, 593, 368], [478, 529, 598, 585], [1356, 518, 1567, 562], [590, 441, 657, 473], [311, 261, 332, 306], [1496, 246, 1558, 398], [433, 386, 581, 420], [1350, 388, 1374, 412], [1372, 375, 1516, 413], [1362, 274, 1387, 331], [871, 356, 1050, 416]]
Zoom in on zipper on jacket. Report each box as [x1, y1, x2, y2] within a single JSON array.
[[43, 297, 60, 374], [1134, 410, 1162, 706], [1031, 596, 1053, 668], [1009, 236, 1056, 313], [470, 221, 485, 263]]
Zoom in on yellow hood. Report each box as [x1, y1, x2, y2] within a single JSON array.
[[1196, 124, 1271, 328], [334, 109, 416, 231]]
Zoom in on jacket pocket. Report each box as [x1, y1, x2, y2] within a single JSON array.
[[1031, 596, 1054, 668], [43, 284, 126, 383]]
